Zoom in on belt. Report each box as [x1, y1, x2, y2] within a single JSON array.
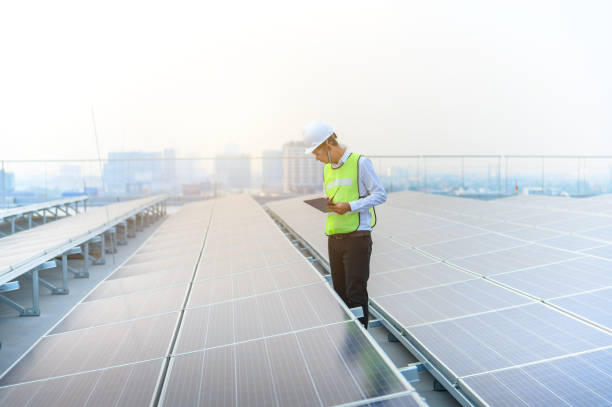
[[328, 230, 371, 239]]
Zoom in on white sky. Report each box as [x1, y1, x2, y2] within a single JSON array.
[[0, 0, 611, 160]]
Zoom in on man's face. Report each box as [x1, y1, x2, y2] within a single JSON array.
[[312, 143, 329, 163]]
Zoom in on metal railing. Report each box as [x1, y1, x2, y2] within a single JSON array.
[[1, 155, 611, 206]]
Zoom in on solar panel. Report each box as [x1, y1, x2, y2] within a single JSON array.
[[449, 244, 580, 276], [0, 359, 163, 407], [368, 262, 474, 297], [370, 236, 408, 255], [583, 245, 612, 260], [513, 211, 577, 227], [480, 222, 524, 233], [188, 262, 323, 308], [194, 247, 304, 279], [50, 284, 189, 334], [123, 255, 199, 271], [407, 303, 612, 379], [581, 225, 612, 242], [491, 257, 612, 299], [265, 191, 612, 407], [539, 235, 606, 251], [161, 322, 409, 407], [552, 288, 612, 330], [84, 268, 194, 301], [108, 260, 194, 280], [391, 223, 484, 247], [375, 279, 532, 327], [503, 227, 562, 241], [459, 347, 612, 407], [417, 233, 526, 260], [0, 312, 178, 386], [176, 283, 349, 354], [543, 215, 612, 234], [370, 249, 437, 274]]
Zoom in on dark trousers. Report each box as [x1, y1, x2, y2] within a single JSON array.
[[328, 233, 373, 328]]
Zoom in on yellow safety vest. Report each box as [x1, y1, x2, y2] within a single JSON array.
[[324, 153, 376, 235]]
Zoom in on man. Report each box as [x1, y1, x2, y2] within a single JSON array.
[[304, 121, 387, 328]]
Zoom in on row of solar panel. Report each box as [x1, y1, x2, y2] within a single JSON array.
[[0, 195, 167, 283], [0, 196, 424, 406], [158, 195, 421, 407], [266, 191, 612, 407]]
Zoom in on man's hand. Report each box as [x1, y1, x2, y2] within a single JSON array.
[[328, 202, 351, 215]]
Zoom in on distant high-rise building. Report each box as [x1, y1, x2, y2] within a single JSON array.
[[214, 153, 251, 189], [58, 164, 82, 192], [0, 169, 16, 194], [282, 141, 323, 193], [103, 151, 163, 194], [262, 150, 282, 189], [162, 148, 179, 194]]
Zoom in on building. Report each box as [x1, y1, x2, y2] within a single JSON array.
[[0, 169, 15, 194], [282, 141, 324, 193], [262, 150, 282, 192], [214, 154, 251, 189], [103, 151, 163, 195], [58, 164, 83, 193]]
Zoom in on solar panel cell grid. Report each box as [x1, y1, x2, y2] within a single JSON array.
[[503, 227, 562, 241], [370, 249, 437, 274], [460, 347, 612, 407], [581, 226, 612, 242], [583, 245, 612, 260], [51, 284, 189, 334], [376, 279, 532, 327], [417, 233, 525, 260], [176, 283, 348, 354], [368, 262, 474, 297], [552, 288, 612, 330], [449, 244, 580, 276], [84, 267, 194, 301], [491, 257, 612, 299], [0, 359, 163, 407], [0, 313, 179, 386], [391, 224, 484, 247], [408, 303, 612, 379], [538, 235, 606, 251], [162, 322, 409, 407]]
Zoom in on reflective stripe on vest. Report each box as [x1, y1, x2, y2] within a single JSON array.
[[323, 153, 376, 235]]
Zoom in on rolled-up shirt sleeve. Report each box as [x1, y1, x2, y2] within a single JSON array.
[[349, 157, 387, 212]]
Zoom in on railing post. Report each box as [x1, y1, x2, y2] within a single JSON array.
[[1, 159, 4, 209], [416, 156, 421, 191], [497, 155, 502, 197], [424, 156, 428, 192], [505, 156, 509, 195], [541, 157, 545, 195], [461, 157, 465, 190]]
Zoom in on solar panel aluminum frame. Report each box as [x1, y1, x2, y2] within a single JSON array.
[[332, 390, 426, 407], [0, 215, 175, 384], [456, 374, 509, 407], [0, 195, 168, 285]]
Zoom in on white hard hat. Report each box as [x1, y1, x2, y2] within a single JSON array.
[[303, 121, 334, 154]]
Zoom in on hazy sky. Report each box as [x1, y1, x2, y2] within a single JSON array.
[[1, 0, 611, 161]]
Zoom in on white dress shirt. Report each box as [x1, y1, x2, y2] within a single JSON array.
[[330, 149, 387, 231]]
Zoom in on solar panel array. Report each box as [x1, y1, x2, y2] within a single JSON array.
[[0, 195, 167, 285], [0, 195, 88, 221], [0, 195, 425, 407], [267, 191, 612, 407]]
